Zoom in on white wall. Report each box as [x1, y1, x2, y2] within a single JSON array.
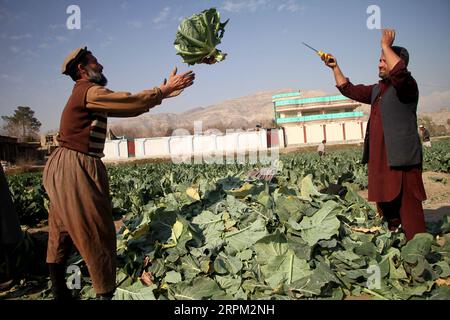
[[326, 123, 343, 142], [284, 126, 304, 145], [169, 136, 193, 157], [104, 130, 269, 160], [135, 137, 170, 158], [346, 122, 364, 141], [193, 135, 216, 154], [237, 132, 261, 152], [281, 120, 367, 146], [103, 122, 367, 160], [278, 129, 285, 148], [306, 124, 324, 144], [216, 133, 238, 153], [103, 139, 128, 160]]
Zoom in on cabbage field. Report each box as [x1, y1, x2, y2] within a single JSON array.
[[2, 139, 450, 300]]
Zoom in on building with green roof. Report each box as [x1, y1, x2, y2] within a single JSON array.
[[272, 91, 368, 147]]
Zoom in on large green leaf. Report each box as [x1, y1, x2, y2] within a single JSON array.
[[224, 218, 268, 254], [379, 248, 408, 280], [214, 252, 243, 275], [298, 200, 341, 246], [165, 271, 182, 284], [169, 277, 226, 300], [300, 175, 322, 200], [275, 194, 305, 224], [215, 275, 242, 296], [255, 231, 312, 288], [401, 233, 434, 264], [192, 210, 225, 250], [401, 233, 436, 282], [289, 261, 340, 297], [113, 282, 157, 300]]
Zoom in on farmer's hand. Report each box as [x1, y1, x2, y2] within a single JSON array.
[[322, 53, 337, 68], [160, 67, 195, 99], [381, 29, 395, 49]]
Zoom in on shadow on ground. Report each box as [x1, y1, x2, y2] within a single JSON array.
[[424, 206, 450, 222]]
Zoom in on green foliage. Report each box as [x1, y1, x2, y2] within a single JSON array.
[[422, 139, 450, 173], [7, 173, 48, 226], [174, 8, 229, 65], [6, 139, 449, 300], [104, 173, 449, 300]]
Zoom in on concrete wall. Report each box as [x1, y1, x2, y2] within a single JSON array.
[[326, 123, 344, 142], [345, 121, 365, 141], [284, 126, 304, 145], [103, 139, 129, 160], [135, 137, 171, 158], [306, 124, 324, 144], [103, 122, 367, 160], [282, 120, 367, 146], [104, 130, 269, 160]]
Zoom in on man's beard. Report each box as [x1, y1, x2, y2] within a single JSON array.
[[86, 67, 108, 86], [379, 71, 388, 80]]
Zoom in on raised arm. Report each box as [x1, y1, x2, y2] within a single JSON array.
[[323, 54, 374, 104], [381, 29, 418, 103], [322, 55, 347, 87], [381, 29, 401, 72]]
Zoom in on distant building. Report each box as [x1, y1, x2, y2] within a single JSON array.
[[0, 135, 19, 163], [272, 91, 368, 147], [0, 135, 43, 164], [40, 132, 59, 156]]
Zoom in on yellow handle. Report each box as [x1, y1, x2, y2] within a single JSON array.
[[318, 51, 334, 63]]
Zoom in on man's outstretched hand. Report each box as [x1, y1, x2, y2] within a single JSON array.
[[381, 29, 395, 49], [160, 67, 195, 98]]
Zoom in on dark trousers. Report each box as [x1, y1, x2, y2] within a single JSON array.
[[377, 187, 426, 241]]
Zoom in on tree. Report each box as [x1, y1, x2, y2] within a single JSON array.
[[1, 106, 41, 141]]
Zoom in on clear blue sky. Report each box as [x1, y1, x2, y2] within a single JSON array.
[[1, 0, 449, 132]]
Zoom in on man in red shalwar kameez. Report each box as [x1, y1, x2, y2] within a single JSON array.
[[322, 29, 426, 241]]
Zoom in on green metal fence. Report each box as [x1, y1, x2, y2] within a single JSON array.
[[276, 111, 364, 124], [274, 95, 349, 107]]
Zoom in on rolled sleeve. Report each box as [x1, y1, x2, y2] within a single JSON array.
[[86, 86, 163, 117], [336, 79, 374, 105]]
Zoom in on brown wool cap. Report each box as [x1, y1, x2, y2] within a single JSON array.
[[61, 46, 89, 75]]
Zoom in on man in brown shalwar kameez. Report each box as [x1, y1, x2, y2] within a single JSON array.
[[44, 47, 195, 300], [322, 29, 426, 241]]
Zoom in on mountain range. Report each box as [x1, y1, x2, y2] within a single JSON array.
[[109, 89, 449, 138]]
